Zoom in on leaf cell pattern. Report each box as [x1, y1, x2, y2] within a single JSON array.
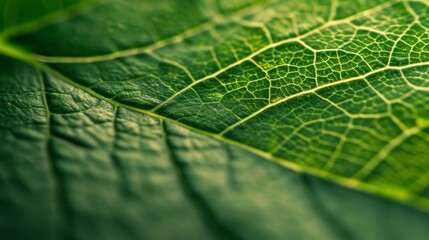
[[1, 0, 429, 219]]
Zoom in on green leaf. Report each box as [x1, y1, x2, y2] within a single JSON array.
[[1, 0, 429, 239]]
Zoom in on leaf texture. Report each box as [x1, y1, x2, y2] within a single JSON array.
[[1, 0, 429, 239]]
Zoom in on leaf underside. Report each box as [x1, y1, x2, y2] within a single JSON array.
[[1, 0, 429, 239]]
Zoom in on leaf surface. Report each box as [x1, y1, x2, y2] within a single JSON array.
[[1, 0, 429, 239]]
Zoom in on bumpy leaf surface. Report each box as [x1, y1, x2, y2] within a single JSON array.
[[1, 0, 429, 239]]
